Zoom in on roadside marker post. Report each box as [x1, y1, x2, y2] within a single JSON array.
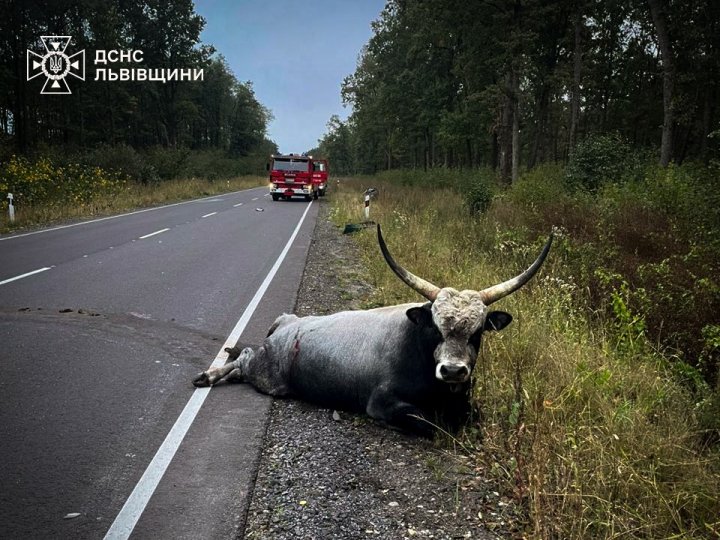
[[342, 188, 378, 234], [363, 187, 378, 220], [7, 193, 14, 223]]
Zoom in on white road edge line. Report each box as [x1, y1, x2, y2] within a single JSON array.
[[0, 266, 53, 286], [103, 200, 314, 540], [138, 228, 170, 240], [201, 212, 217, 218], [0, 187, 266, 242]]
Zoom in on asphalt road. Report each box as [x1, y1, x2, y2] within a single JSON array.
[[0, 187, 319, 539]]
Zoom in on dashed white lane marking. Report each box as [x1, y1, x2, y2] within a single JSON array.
[[263, 194, 269, 197], [233, 203, 244, 207], [139, 228, 170, 240], [251, 197, 259, 201], [0, 187, 265, 242], [0, 266, 53, 286], [102, 200, 315, 540], [201, 212, 217, 218]]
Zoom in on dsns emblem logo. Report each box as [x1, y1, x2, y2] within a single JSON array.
[[27, 36, 85, 95]]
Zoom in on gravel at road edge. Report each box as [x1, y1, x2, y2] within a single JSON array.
[[243, 200, 515, 540]]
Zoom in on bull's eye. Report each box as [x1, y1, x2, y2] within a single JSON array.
[[468, 328, 483, 351]]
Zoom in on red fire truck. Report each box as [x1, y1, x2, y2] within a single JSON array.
[[268, 154, 317, 201], [312, 158, 329, 197]]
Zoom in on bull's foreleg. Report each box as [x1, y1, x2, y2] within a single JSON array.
[[192, 347, 255, 387], [367, 389, 434, 437]]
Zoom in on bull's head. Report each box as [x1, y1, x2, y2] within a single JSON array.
[[378, 225, 552, 385]]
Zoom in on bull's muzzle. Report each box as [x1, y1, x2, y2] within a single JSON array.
[[436, 362, 470, 383]]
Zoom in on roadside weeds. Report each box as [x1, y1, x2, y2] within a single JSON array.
[[0, 176, 265, 234]]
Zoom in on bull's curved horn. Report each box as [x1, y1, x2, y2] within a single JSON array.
[[480, 234, 553, 305], [377, 224, 441, 302]]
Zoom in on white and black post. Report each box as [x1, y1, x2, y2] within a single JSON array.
[[7, 193, 14, 223], [363, 187, 378, 221]]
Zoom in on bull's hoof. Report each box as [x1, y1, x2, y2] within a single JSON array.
[[192, 372, 211, 387], [224, 346, 242, 360]]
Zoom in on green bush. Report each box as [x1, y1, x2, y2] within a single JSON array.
[[85, 144, 159, 184], [144, 146, 191, 181], [464, 172, 495, 214], [0, 155, 127, 208], [566, 133, 642, 190], [183, 149, 265, 180], [86, 145, 267, 183], [507, 162, 569, 206]]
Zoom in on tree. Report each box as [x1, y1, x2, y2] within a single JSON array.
[[315, 115, 355, 174], [569, 4, 584, 151], [0, 0, 274, 162], [647, 0, 676, 166], [316, 0, 718, 172]]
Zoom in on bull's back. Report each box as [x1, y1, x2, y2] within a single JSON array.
[[266, 307, 417, 411]]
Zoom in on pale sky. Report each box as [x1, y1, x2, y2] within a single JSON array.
[[194, 0, 386, 154]]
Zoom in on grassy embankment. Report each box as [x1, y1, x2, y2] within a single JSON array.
[[0, 154, 265, 233], [329, 163, 720, 539]]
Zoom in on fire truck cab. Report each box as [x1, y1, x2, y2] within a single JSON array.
[[268, 154, 317, 201]]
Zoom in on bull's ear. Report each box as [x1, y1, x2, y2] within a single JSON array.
[[484, 311, 513, 332], [406, 305, 433, 326]]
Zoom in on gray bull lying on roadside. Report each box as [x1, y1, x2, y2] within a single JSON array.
[[193, 225, 552, 436]]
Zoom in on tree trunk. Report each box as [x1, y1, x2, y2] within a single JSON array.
[[501, 0, 522, 183], [499, 69, 521, 184], [387, 140, 393, 170], [430, 132, 436, 167], [648, 0, 675, 166], [491, 131, 499, 170], [424, 129, 430, 171], [11, 3, 28, 153], [700, 83, 713, 165], [528, 86, 547, 169], [569, 10, 583, 152], [499, 107, 512, 182], [511, 71, 520, 183], [499, 75, 514, 183]]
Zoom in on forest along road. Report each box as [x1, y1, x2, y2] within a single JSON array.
[[0, 186, 318, 540]]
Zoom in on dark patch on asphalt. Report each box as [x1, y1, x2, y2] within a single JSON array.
[[2, 306, 228, 368]]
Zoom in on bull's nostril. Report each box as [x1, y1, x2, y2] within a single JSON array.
[[439, 363, 469, 380]]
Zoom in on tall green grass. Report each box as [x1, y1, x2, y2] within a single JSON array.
[[329, 169, 720, 538]]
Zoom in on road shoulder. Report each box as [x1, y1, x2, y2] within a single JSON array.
[[244, 201, 509, 539]]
